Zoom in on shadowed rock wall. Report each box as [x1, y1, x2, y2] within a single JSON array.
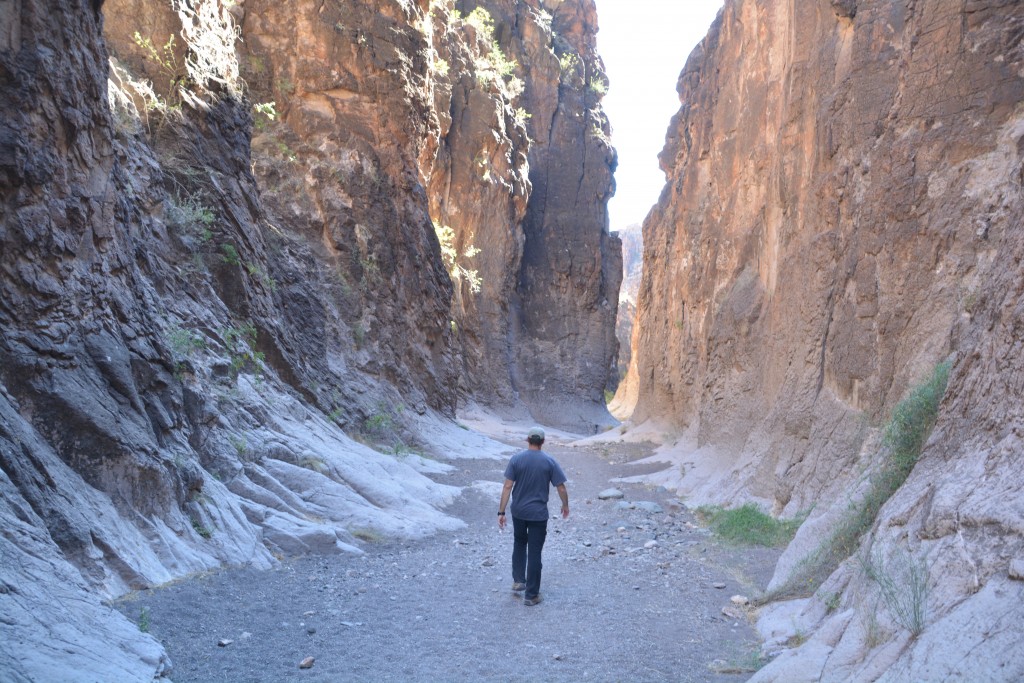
[[507, 0, 621, 432], [1, 0, 619, 679]]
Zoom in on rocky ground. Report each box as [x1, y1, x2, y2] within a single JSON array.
[[114, 433, 781, 682]]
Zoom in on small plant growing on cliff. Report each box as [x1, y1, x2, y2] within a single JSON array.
[[433, 221, 482, 294], [513, 107, 532, 127], [133, 31, 187, 106], [464, 7, 495, 37], [559, 52, 580, 75], [220, 243, 241, 266], [138, 607, 151, 633], [460, 7, 521, 96], [167, 192, 215, 241], [245, 261, 277, 291], [859, 547, 930, 636], [767, 361, 951, 601], [253, 101, 277, 130], [191, 517, 213, 539], [168, 326, 206, 357], [221, 322, 265, 377]]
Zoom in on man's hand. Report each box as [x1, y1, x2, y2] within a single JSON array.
[[498, 479, 514, 531], [561, 505, 569, 519]]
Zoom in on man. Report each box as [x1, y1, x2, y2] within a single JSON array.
[[497, 427, 569, 606]]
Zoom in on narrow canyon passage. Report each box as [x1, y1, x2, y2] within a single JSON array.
[[116, 428, 779, 683]]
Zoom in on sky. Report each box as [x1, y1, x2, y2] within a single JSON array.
[[592, 0, 725, 232]]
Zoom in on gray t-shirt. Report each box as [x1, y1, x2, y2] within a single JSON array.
[[503, 449, 567, 521]]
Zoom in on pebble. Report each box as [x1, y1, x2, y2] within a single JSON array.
[[481, 557, 495, 567], [299, 656, 315, 669], [582, 540, 592, 547], [307, 627, 316, 635], [713, 582, 727, 589], [598, 488, 624, 500], [721, 606, 744, 620], [730, 595, 749, 606], [553, 654, 564, 661], [634, 501, 664, 514], [644, 540, 658, 549], [217, 639, 233, 647]]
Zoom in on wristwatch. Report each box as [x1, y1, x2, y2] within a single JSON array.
[[498, 511, 505, 516]]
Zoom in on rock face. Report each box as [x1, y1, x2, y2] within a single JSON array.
[[627, 0, 1024, 678], [0, 0, 617, 679], [613, 223, 642, 389], [505, 0, 621, 432]]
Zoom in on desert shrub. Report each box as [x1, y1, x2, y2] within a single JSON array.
[[433, 222, 482, 294], [167, 191, 215, 240], [859, 547, 930, 636], [697, 504, 803, 547], [766, 360, 951, 601]]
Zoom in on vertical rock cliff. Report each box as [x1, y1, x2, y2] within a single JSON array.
[[0, 0, 618, 679], [501, 0, 621, 431], [628, 0, 1024, 678]]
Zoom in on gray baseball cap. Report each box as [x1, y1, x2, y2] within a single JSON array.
[[527, 426, 545, 440]]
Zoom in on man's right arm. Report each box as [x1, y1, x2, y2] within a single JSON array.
[[556, 483, 569, 519]]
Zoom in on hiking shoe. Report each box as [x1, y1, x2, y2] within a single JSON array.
[[524, 595, 542, 606], [511, 582, 527, 592]]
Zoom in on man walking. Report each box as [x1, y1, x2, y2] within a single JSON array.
[[497, 427, 569, 606]]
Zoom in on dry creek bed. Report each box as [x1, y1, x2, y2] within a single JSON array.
[[116, 438, 781, 682]]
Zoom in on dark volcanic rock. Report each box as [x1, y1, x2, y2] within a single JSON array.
[[505, 0, 622, 432], [2, 0, 620, 679]]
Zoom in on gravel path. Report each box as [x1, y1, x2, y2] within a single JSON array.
[[116, 436, 779, 682]]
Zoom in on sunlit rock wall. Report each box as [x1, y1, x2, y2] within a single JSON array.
[[628, 0, 1024, 677]]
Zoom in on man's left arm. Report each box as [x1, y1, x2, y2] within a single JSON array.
[[556, 483, 569, 519]]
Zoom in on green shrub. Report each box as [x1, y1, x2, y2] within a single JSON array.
[[697, 503, 803, 547], [859, 548, 930, 636], [220, 243, 241, 266], [167, 192, 215, 238], [767, 360, 951, 601]]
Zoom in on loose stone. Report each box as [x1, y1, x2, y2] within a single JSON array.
[[299, 656, 315, 669]]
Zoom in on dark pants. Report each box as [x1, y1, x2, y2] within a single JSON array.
[[512, 517, 548, 599]]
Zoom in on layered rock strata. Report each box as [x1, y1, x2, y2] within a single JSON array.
[[627, 0, 1024, 677]]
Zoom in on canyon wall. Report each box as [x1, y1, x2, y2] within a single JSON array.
[[0, 0, 616, 679], [628, 0, 1024, 678]]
